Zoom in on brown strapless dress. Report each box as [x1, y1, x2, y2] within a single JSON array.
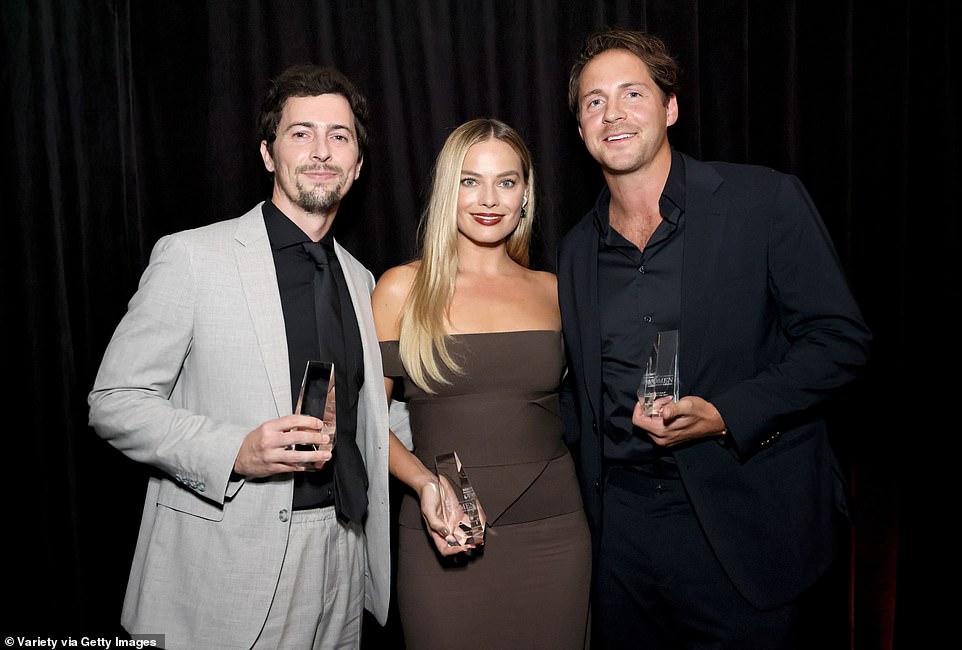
[[381, 330, 590, 650]]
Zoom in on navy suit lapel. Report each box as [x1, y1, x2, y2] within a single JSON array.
[[680, 155, 726, 392], [570, 223, 604, 421]]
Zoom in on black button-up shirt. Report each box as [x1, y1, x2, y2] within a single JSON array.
[[263, 200, 362, 509], [597, 150, 685, 464]]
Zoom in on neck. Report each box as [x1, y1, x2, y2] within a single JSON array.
[[272, 192, 337, 242], [603, 146, 672, 216], [604, 151, 671, 251], [456, 239, 515, 276]]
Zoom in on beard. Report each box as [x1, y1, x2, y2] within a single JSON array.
[[295, 181, 343, 214], [292, 165, 345, 214]]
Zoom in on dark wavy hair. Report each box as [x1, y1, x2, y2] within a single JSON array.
[[258, 64, 369, 158], [568, 28, 680, 121]]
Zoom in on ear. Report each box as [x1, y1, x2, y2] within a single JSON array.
[[260, 141, 275, 173], [666, 95, 679, 127], [353, 155, 364, 180], [578, 124, 585, 142], [522, 194, 529, 209]]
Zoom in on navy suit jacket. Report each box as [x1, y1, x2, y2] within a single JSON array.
[[558, 151, 871, 610]]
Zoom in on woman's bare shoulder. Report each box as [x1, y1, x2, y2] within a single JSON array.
[[375, 261, 420, 296], [373, 261, 421, 339], [525, 268, 558, 294]]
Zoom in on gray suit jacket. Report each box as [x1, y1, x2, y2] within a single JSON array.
[[88, 203, 391, 647]]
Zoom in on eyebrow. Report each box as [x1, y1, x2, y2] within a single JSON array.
[[284, 121, 354, 133], [460, 169, 521, 178], [582, 81, 647, 99]]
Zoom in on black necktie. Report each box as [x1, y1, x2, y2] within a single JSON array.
[[302, 241, 344, 359], [301, 241, 368, 522]]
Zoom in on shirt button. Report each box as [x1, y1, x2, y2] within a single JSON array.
[[638, 265, 647, 274], [278, 509, 290, 522], [655, 484, 664, 495], [643, 315, 653, 323]]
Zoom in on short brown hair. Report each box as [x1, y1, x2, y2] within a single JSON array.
[[568, 28, 680, 121], [259, 64, 369, 158]]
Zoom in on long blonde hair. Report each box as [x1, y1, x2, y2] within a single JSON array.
[[399, 118, 537, 392]]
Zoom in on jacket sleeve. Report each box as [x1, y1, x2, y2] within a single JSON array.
[[87, 234, 248, 504], [709, 173, 871, 457]]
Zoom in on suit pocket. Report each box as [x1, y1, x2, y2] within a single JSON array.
[[156, 480, 226, 522]]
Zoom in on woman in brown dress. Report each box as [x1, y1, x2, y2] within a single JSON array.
[[372, 118, 590, 649]]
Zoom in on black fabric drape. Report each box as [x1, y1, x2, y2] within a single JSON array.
[[4, 1, 957, 647]]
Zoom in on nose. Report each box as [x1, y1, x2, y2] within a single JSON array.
[[311, 138, 332, 162], [603, 98, 625, 123], [480, 183, 498, 207]]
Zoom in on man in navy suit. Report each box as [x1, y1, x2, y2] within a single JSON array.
[[558, 28, 871, 648]]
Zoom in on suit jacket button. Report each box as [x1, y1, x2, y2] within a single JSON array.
[[278, 509, 290, 522]]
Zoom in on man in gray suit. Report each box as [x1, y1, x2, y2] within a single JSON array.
[[89, 65, 391, 648]]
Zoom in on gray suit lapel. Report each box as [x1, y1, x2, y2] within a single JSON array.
[[333, 239, 375, 447], [233, 204, 291, 417], [333, 240, 374, 347]]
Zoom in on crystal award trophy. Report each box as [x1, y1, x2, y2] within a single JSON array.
[[637, 330, 680, 416], [434, 451, 484, 546], [289, 361, 336, 459]]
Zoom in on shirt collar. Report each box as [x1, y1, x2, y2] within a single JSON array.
[[262, 199, 336, 252], [659, 148, 686, 225], [592, 147, 687, 234]]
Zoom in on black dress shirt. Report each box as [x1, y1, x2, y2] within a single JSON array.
[[597, 150, 686, 465], [263, 200, 364, 511]]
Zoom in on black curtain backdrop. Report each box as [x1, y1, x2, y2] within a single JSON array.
[[3, 1, 957, 647]]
